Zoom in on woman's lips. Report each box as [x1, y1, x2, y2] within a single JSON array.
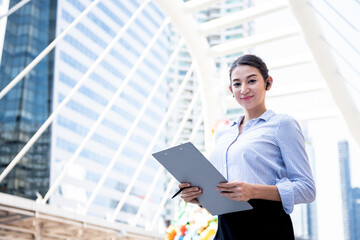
[[241, 96, 253, 101]]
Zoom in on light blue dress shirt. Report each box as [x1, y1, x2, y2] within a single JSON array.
[[209, 110, 316, 214]]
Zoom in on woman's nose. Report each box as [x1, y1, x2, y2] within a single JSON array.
[[241, 84, 249, 93]]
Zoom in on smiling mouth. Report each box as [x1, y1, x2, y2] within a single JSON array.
[[241, 96, 253, 101]]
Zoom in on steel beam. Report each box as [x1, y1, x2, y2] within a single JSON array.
[[199, 0, 288, 35], [210, 26, 301, 57], [288, 0, 360, 148], [267, 53, 313, 70], [267, 81, 327, 98], [154, 0, 222, 151], [184, 0, 225, 13]]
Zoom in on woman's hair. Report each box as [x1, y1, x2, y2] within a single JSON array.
[[229, 54, 269, 81]]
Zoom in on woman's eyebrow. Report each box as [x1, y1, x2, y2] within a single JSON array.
[[231, 73, 258, 82], [246, 74, 257, 79]]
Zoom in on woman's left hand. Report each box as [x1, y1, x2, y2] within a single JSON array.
[[216, 181, 254, 202]]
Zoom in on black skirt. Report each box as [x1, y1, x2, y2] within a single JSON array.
[[214, 199, 294, 240]]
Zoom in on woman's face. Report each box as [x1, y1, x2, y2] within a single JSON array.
[[229, 65, 270, 112]]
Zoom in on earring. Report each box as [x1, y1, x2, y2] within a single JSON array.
[[232, 94, 234, 97]]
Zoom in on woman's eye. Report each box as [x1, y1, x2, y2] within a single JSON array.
[[249, 79, 256, 83], [233, 83, 240, 87]]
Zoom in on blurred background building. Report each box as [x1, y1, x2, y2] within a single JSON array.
[[338, 140, 360, 240], [0, 0, 56, 200]]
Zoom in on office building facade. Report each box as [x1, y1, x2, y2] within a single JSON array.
[[0, 0, 56, 199], [352, 187, 360, 240], [0, 0, 170, 230], [338, 140, 360, 240]]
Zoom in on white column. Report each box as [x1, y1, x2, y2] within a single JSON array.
[[288, 0, 360, 148], [154, 0, 221, 151]]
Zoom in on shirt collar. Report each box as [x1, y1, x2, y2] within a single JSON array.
[[259, 109, 275, 121], [231, 109, 275, 127]]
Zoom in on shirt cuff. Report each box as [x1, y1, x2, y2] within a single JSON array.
[[275, 177, 294, 214]]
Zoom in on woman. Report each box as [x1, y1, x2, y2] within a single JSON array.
[[179, 54, 316, 239]]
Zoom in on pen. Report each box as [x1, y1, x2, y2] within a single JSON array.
[[171, 186, 190, 199]]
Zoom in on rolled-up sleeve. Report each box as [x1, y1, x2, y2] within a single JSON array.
[[275, 115, 316, 214]]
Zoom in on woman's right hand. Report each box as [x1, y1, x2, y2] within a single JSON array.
[[179, 182, 202, 205]]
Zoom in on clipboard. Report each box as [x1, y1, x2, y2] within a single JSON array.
[[152, 142, 253, 215]]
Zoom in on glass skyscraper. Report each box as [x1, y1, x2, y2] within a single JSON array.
[[0, 0, 9, 62], [0, 0, 56, 199], [0, 0, 170, 230], [352, 187, 360, 240], [338, 140, 360, 240]]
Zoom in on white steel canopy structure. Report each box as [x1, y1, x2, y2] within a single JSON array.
[[0, 0, 359, 239]]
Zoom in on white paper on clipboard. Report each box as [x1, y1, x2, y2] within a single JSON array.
[[152, 142, 253, 215]]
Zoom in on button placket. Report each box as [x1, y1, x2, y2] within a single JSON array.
[[224, 126, 241, 179]]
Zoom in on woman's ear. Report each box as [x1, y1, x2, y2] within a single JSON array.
[[265, 76, 273, 91], [229, 85, 233, 94]]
